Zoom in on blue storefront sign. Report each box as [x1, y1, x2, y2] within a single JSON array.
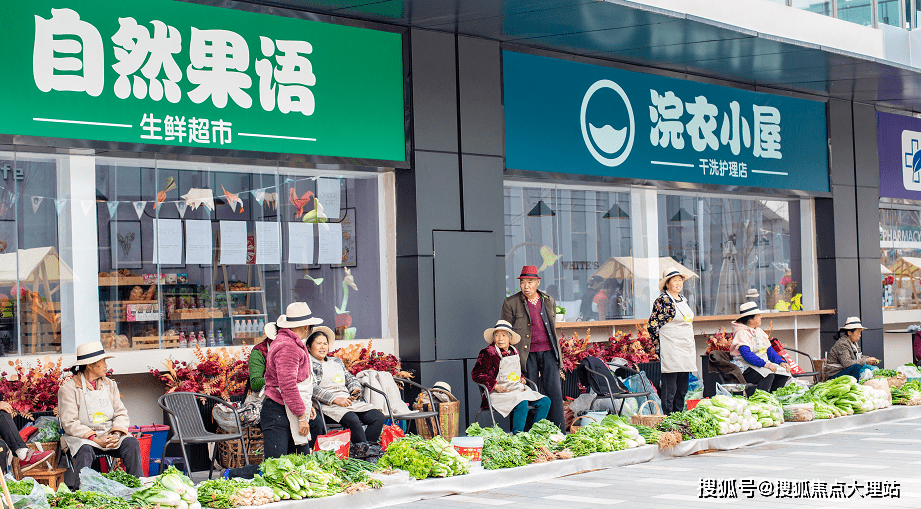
[[503, 52, 829, 193], [878, 111, 921, 200]]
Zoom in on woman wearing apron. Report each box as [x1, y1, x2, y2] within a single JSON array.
[[58, 342, 142, 489], [730, 302, 790, 396], [647, 268, 698, 414], [471, 320, 550, 433], [306, 327, 387, 446], [262, 302, 324, 458]]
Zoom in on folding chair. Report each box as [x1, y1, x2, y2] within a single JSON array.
[[580, 358, 651, 416], [390, 377, 443, 437], [315, 382, 396, 435], [474, 378, 541, 428], [785, 347, 823, 384], [157, 392, 247, 479]]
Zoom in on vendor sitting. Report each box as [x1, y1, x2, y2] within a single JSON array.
[[59, 342, 142, 488], [306, 327, 387, 446], [729, 303, 790, 396], [825, 317, 879, 380], [471, 320, 550, 433]]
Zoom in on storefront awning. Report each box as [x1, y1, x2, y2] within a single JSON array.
[[887, 257, 921, 277], [0, 247, 75, 286], [591, 256, 698, 281]]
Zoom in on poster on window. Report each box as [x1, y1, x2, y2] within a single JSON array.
[[333, 208, 356, 267]]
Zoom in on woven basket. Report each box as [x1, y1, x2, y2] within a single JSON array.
[[216, 427, 264, 469], [414, 389, 459, 440], [11, 441, 60, 480], [630, 400, 666, 427]]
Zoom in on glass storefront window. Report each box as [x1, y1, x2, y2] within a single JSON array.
[[838, 0, 874, 26], [0, 152, 391, 355], [878, 0, 902, 26], [793, 0, 832, 16], [880, 202, 921, 310]]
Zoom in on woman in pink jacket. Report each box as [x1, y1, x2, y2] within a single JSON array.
[[261, 302, 325, 457]]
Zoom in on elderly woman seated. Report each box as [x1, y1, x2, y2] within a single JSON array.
[[306, 327, 387, 447], [826, 317, 879, 380], [59, 342, 142, 488], [472, 320, 550, 433]]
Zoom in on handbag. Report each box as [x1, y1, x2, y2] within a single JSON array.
[[237, 387, 265, 428]]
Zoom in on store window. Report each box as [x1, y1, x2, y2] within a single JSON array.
[[0, 152, 391, 355], [880, 201, 921, 310]]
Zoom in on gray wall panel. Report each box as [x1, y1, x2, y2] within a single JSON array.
[[814, 197, 836, 260], [413, 151, 462, 255], [828, 99, 855, 187], [831, 184, 859, 260], [861, 329, 884, 362], [858, 257, 883, 329], [396, 255, 437, 362], [411, 29, 458, 154], [433, 231, 504, 360], [855, 186, 881, 260], [853, 102, 880, 189], [461, 154, 504, 254], [457, 36, 503, 157], [835, 257, 861, 320]]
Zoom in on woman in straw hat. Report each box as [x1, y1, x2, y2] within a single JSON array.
[[471, 320, 550, 433], [729, 302, 790, 395], [825, 317, 879, 380], [647, 268, 698, 414], [58, 341, 142, 488], [305, 326, 387, 447], [262, 302, 325, 457]]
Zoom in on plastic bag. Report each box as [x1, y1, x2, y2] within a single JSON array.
[[898, 364, 921, 378], [29, 417, 62, 443], [379, 424, 404, 451], [859, 365, 878, 381], [78, 467, 139, 500], [313, 429, 350, 459], [687, 372, 703, 395], [8, 475, 51, 509], [624, 371, 662, 412], [715, 383, 732, 397], [212, 403, 242, 433]]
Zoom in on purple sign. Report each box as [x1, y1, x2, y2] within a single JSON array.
[[878, 111, 921, 199]]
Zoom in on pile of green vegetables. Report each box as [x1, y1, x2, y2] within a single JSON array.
[[560, 415, 645, 457], [258, 454, 343, 499], [467, 420, 565, 469], [378, 434, 470, 479], [132, 466, 199, 509], [657, 407, 722, 439], [778, 376, 889, 418], [303, 450, 383, 488], [102, 470, 141, 489], [872, 369, 901, 378], [50, 491, 138, 509], [891, 379, 921, 405]]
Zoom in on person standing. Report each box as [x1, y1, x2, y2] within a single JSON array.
[[646, 268, 698, 414], [500, 265, 564, 428], [579, 275, 604, 321]]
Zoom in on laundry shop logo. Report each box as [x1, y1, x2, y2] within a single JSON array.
[[580, 79, 635, 167], [902, 129, 921, 192]]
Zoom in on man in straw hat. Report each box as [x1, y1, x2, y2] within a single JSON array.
[[58, 341, 142, 488], [262, 302, 324, 457], [825, 316, 879, 380], [500, 265, 564, 428], [729, 302, 790, 396], [472, 320, 550, 433]]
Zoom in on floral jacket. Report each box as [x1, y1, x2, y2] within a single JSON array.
[[646, 292, 678, 353]]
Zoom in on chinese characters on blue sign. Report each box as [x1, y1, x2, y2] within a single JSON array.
[[504, 52, 829, 192]]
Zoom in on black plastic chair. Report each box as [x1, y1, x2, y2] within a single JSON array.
[[391, 377, 443, 437], [785, 347, 823, 384], [315, 382, 396, 435], [157, 392, 248, 479], [583, 363, 651, 416], [474, 378, 541, 428]]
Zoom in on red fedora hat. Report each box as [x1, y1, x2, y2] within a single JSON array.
[[518, 265, 540, 279]]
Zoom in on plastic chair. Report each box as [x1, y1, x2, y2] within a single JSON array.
[[389, 377, 443, 437], [157, 392, 247, 479], [785, 347, 823, 384], [315, 382, 395, 435], [474, 378, 540, 428], [582, 362, 651, 416]]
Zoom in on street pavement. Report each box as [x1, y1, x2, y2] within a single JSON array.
[[393, 415, 921, 508]]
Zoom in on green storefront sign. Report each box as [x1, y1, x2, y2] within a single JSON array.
[[0, 0, 406, 161]]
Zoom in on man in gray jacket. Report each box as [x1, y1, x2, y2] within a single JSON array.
[[500, 265, 564, 428]]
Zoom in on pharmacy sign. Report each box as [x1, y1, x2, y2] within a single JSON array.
[[0, 0, 406, 161]]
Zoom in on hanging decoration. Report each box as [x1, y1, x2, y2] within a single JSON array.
[[81, 200, 95, 217], [222, 185, 243, 213], [304, 274, 323, 286], [156, 176, 177, 205], [335, 267, 359, 341], [54, 198, 66, 215], [181, 188, 215, 211], [175, 200, 188, 218], [289, 188, 314, 219], [31, 196, 43, 213], [302, 198, 327, 223], [252, 188, 266, 206], [107, 201, 120, 218], [538, 246, 561, 272], [132, 201, 146, 219], [264, 192, 278, 210]]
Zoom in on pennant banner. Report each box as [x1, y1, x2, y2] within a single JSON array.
[[252, 188, 266, 206], [176, 200, 188, 218], [31, 196, 42, 213], [132, 201, 146, 219], [107, 201, 119, 218], [54, 198, 66, 215], [81, 200, 95, 217]]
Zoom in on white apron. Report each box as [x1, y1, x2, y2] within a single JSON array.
[[283, 357, 315, 446], [61, 375, 128, 453], [658, 295, 698, 373], [488, 346, 545, 418], [318, 360, 375, 422], [734, 327, 789, 378]]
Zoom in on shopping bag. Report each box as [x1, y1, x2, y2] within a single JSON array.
[[770, 339, 805, 375], [379, 424, 404, 451], [313, 429, 351, 459]]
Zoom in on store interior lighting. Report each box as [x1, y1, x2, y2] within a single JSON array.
[[602, 204, 630, 219], [528, 200, 555, 217]]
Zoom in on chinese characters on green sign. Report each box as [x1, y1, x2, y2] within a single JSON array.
[[2, 0, 406, 161]]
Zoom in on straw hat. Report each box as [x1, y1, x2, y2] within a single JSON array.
[[73, 341, 115, 366], [517, 266, 541, 280], [263, 322, 278, 340], [745, 288, 759, 300], [276, 302, 323, 328], [840, 317, 867, 331], [483, 320, 520, 345], [738, 301, 764, 320], [306, 326, 336, 347], [658, 267, 687, 292]]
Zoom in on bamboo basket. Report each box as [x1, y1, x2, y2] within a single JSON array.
[[414, 388, 459, 440], [216, 427, 264, 469], [630, 400, 666, 427]]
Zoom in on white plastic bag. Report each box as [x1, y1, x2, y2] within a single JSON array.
[[8, 475, 51, 509], [897, 365, 921, 378]]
